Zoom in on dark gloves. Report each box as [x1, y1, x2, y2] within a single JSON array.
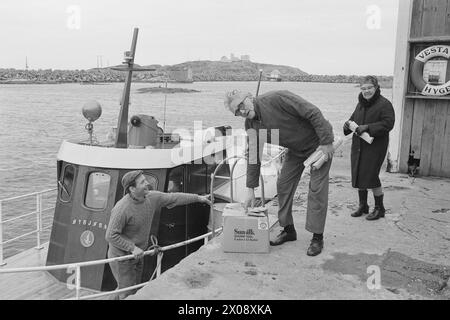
[[343, 120, 352, 135], [355, 124, 369, 135]]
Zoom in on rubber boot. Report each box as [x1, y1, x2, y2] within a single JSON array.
[[351, 190, 369, 217], [366, 194, 386, 220]]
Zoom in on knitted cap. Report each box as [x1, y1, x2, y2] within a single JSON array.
[[121, 170, 143, 192]]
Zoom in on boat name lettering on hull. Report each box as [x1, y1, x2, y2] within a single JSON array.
[[72, 219, 107, 230]]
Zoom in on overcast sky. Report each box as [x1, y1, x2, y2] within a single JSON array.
[[0, 0, 399, 75]]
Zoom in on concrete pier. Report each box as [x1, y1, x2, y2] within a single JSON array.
[[130, 147, 450, 300]]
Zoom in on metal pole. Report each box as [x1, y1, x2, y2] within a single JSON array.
[[210, 156, 234, 238], [210, 173, 215, 238], [162, 80, 168, 148], [209, 155, 265, 238], [115, 28, 139, 148], [75, 266, 81, 300], [255, 70, 265, 206], [39, 193, 43, 245], [256, 69, 263, 97], [35, 194, 43, 250], [230, 159, 241, 202], [0, 201, 5, 266], [209, 155, 246, 239]]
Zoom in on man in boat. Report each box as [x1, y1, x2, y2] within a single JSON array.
[[105, 170, 211, 299], [224, 90, 334, 256]]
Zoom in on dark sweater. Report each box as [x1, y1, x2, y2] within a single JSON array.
[[245, 90, 334, 188], [105, 191, 200, 256]]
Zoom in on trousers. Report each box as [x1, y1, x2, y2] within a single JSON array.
[[276, 150, 332, 234], [108, 248, 144, 300]]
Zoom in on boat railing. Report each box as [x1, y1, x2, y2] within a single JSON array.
[[209, 155, 266, 238], [0, 226, 222, 300], [0, 188, 57, 266]]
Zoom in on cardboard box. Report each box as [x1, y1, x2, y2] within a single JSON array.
[[222, 203, 269, 253]]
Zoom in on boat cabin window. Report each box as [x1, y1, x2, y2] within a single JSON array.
[[59, 165, 75, 202], [85, 172, 111, 210], [166, 166, 184, 193], [143, 174, 158, 191], [188, 164, 207, 194]]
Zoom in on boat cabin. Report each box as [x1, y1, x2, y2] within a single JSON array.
[[46, 115, 232, 291]]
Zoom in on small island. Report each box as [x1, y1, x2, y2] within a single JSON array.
[[136, 87, 200, 94], [0, 60, 393, 87]]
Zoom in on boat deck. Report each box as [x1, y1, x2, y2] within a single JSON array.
[[0, 243, 98, 300]]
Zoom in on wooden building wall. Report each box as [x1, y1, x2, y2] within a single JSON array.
[[398, 0, 450, 177]]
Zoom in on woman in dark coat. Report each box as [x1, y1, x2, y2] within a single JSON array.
[[343, 76, 395, 220]]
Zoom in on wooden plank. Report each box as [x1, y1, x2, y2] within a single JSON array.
[[420, 0, 449, 36], [446, 0, 450, 83], [409, 36, 450, 42], [431, 0, 448, 36], [1, 243, 49, 266], [410, 0, 424, 38], [402, 0, 450, 177], [405, 95, 450, 100], [29, 282, 73, 300], [390, 0, 413, 172], [420, 0, 436, 37], [0, 269, 98, 300], [445, 0, 450, 35], [419, 101, 437, 175], [0, 274, 36, 298], [411, 99, 425, 159], [0, 272, 52, 299], [408, 44, 427, 94], [441, 107, 450, 176], [399, 101, 414, 172], [430, 102, 448, 175], [13, 280, 62, 300], [0, 244, 101, 299]]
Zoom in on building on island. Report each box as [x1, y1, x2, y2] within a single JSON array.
[[166, 67, 193, 83], [219, 53, 251, 63], [267, 69, 282, 81]]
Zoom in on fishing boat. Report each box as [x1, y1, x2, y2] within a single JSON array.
[[0, 28, 283, 300]]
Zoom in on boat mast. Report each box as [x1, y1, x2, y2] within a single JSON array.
[[111, 28, 155, 148], [114, 28, 138, 148]]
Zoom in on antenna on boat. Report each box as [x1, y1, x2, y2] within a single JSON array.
[[256, 69, 263, 97], [162, 79, 168, 147], [110, 28, 156, 148], [255, 68, 265, 206]]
